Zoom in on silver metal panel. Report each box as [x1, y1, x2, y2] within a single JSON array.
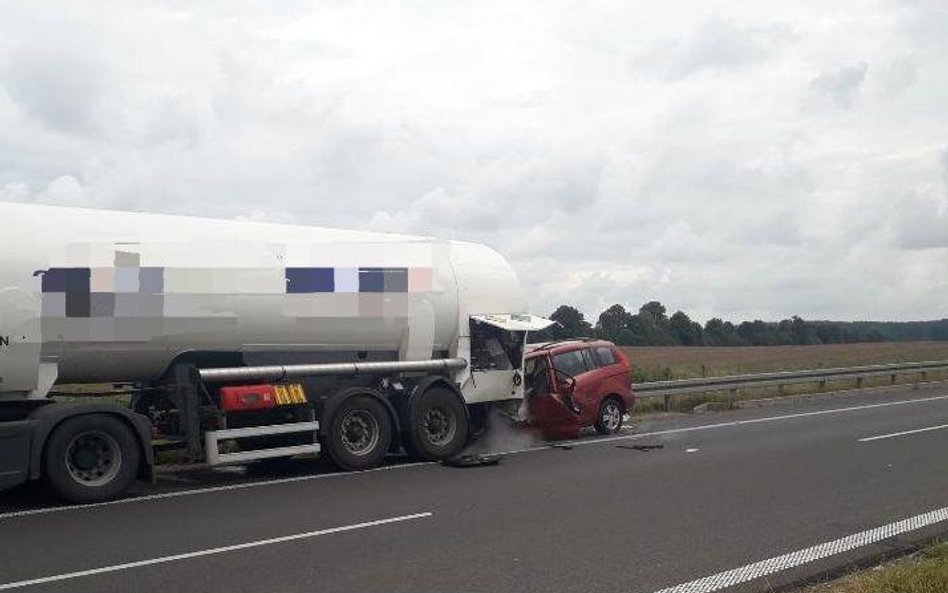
[[198, 357, 467, 383], [209, 421, 320, 440], [208, 444, 320, 466]]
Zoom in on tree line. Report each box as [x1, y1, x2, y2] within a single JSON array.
[[531, 302, 948, 346]]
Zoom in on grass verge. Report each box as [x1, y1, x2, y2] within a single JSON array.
[[798, 542, 948, 593]]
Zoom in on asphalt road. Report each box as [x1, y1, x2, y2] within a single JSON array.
[[1, 385, 948, 593]]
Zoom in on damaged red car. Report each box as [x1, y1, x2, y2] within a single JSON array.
[[523, 339, 634, 441]]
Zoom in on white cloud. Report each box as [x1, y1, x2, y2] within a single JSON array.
[[809, 62, 869, 108], [1, 0, 946, 323]]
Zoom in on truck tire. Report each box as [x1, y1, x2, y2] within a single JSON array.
[[42, 414, 141, 503], [324, 394, 392, 471], [406, 386, 469, 461]]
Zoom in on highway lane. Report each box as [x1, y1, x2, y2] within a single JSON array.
[[1, 385, 947, 593]]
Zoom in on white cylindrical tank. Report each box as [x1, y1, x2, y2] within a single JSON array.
[[0, 202, 525, 391]]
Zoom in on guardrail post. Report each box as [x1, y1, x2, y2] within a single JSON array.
[[777, 383, 785, 396], [890, 373, 896, 385], [856, 376, 864, 389], [663, 393, 671, 412], [819, 379, 826, 392]]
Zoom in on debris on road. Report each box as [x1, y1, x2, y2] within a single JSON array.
[[442, 453, 502, 468], [616, 444, 664, 452]]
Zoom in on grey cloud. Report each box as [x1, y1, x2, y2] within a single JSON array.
[[879, 57, 917, 94], [809, 62, 868, 108], [4, 44, 111, 133], [1, 1, 946, 323], [638, 15, 793, 80]]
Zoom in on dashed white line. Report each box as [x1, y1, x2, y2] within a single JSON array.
[[0, 511, 433, 590], [858, 423, 948, 442], [644, 506, 948, 593], [0, 461, 432, 520]]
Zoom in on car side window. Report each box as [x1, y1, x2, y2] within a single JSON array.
[[580, 348, 596, 370], [594, 346, 617, 366], [552, 350, 589, 377], [525, 356, 551, 394]]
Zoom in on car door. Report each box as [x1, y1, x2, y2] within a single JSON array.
[[525, 353, 581, 440], [593, 344, 632, 404], [550, 348, 599, 425], [575, 347, 608, 424]]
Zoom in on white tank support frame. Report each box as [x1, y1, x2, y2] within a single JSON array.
[[197, 358, 468, 383]]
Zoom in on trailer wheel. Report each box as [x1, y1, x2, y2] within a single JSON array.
[[43, 414, 141, 503], [407, 386, 469, 461], [324, 395, 392, 471]]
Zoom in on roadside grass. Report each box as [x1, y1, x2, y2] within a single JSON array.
[[625, 342, 948, 413], [798, 542, 948, 593], [622, 342, 948, 382]]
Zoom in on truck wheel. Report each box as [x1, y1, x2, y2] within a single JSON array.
[[43, 414, 140, 503], [595, 397, 624, 435], [407, 386, 469, 461], [324, 395, 392, 471]]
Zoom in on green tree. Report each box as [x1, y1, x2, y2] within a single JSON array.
[[596, 304, 633, 343], [669, 310, 705, 345], [638, 301, 675, 345], [549, 305, 593, 339]]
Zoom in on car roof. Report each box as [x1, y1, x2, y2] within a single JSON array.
[[526, 339, 615, 356]]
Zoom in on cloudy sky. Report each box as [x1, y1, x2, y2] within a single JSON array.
[[1, 1, 946, 323]]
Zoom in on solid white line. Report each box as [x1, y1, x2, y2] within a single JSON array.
[[0, 511, 433, 591], [644, 506, 948, 593], [858, 423, 948, 442], [5, 393, 948, 521], [519, 392, 948, 452], [0, 462, 432, 520]]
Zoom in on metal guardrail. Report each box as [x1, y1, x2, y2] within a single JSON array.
[[635, 360, 948, 411]]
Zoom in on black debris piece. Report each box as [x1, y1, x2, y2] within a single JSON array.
[[617, 444, 664, 452], [442, 453, 502, 468]]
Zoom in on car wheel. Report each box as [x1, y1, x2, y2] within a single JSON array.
[[594, 398, 624, 435]]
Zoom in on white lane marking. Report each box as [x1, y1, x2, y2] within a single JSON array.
[[645, 506, 948, 593], [685, 448, 699, 453], [858, 423, 948, 442], [500, 393, 948, 456], [0, 511, 432, 591], [5, 392, 948, 521], [0, 462, 432, 520]]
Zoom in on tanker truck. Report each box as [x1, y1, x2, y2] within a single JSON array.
[[0, 202, 553, 502]]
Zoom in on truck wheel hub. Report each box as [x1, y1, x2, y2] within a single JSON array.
[[340, 410, 379, 456], [423, 407, 456, 446], [65, 431, 122, 486]]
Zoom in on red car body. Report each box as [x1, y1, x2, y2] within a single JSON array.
[[523, 339, 634, 441]]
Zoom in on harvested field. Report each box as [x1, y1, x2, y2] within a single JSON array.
[[621, 341, 948, 382]]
